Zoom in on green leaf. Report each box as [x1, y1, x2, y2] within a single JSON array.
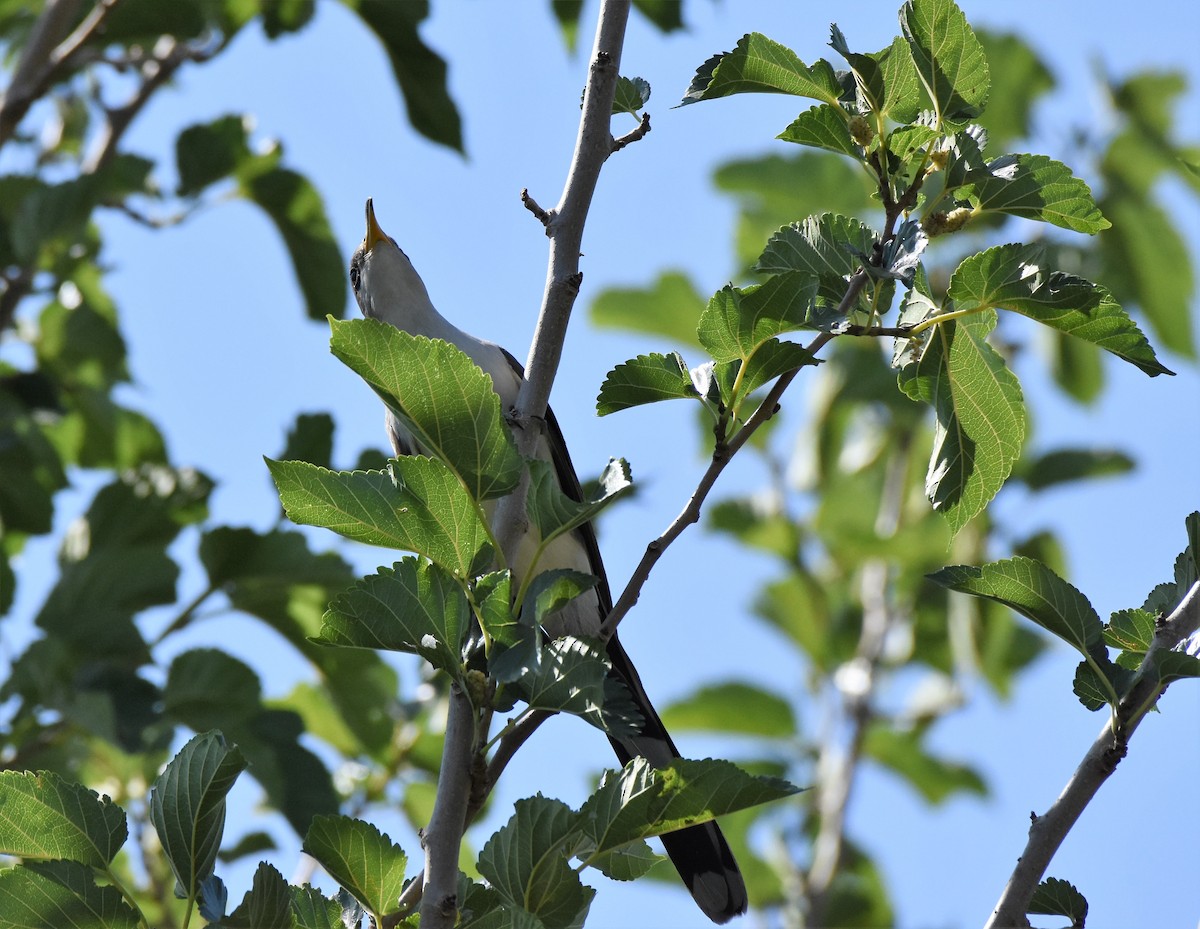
[[722, 338, 819, 403], [660, 681, 795, 737], [290, 885, 345, 929], [550, 0, 583, 52], [681, 33, 842, 106], [1103, 609, 1157, 654], [280, 412, 335, 467], [1098, 193, 1196, 359], [0, 771, 127, 865], [525, 569, 598, 627], [223, 862, 292, 929], [755, 213, 879, 310], [267, 456, 490, 579], [175, 114, 252, 196], [525, 458, 632, 551], [777, 105, 859, 159], [579, 757, 800, 853], [900, 0, 990, 122], [862, 725, 987, 804], [829, 30, 922, 123], [1019, 448, 1135, 491], [698, 274, 818, 363], [478, 796, 592, 929], [1028, 877, 1088, 925], [346, 0, 463, 152], [960, 154, 1109, 233], [149, 731, 247, 901], [928, 558, 1105, 663], [1153, 650, 1200, 686], [163, 648, 262, 731], [0, 861, 141, 929], [238, 165, 345, 320], [588, 841, 661, 883], [898, 310, 1025, 534], [633, 0, 683, 32], [302, 815, 408, 922], [589, 271, 705, 348], [329, 319, 523, 502], [512, 637, 640, 738], [975, 32, 1054, 149], [612, 76, 650, 116], [317, 557, 470, 679], [596, 352, 699, 416], [707, 497, 802, 560], [948, 244, 1172, 376]]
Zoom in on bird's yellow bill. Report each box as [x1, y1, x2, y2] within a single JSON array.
[[363, 198, 388, 250]]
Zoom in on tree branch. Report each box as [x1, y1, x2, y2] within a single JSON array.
[[417, 3, 633, 924], [419, 685, 477, 929], [0, 0, 86, 146], [986, 579, 1200, 929], [600, 271, 871, 640]]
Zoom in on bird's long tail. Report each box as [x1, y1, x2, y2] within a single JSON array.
[[604, 635, 748, 924]]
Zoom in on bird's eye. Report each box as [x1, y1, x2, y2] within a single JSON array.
[[349, 265, 361, 291]]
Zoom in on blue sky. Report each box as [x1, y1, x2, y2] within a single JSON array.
[[5, 1, 1199, 927]]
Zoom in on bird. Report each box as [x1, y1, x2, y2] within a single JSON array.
[[349, 199, 747, 923]]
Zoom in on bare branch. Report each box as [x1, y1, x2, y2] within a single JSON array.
[[986, 579, 1200, 928], [418, 3, 633, 924], [612, 112, 651, 151], [521, 187, 551, 227], [419, 686, 478, 929]]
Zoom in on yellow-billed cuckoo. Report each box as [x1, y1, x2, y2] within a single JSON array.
[[349, 200, 746, 923]]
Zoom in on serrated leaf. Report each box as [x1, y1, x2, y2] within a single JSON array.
[[478, 796, 592, 929], [596, 352, 699, 416], [512, 637, 640, 738], [1028, 876, 1088, 925], [660, 681, 796, 737], [829, 30, 922, 123], [948, 244, 1172, 376], [1153, 651, 1200, 685], [755, 213, 879, 310], [929, 558, 1105, 663], [698, 273, 819, 363], [0, 771, 127, 866], [588, 271, 705, 348], [303, 815, 408, 922], [149, 731, 247, 901], [1103, 608, 1158, 654], [289, 885, 344, 929], [680, 33, 842, 106], [612, 76, 650, 115], [579, 757, 799, 854], [0, 861, 141, 929], [898, 310, 1025, 533], [330, 319, 523, 502], [961, 154, 1109, 233], [900, 0, 990, 122], [223, 862, 292, 929], [525, 569, 598, 627], [317, 557, 469, 678], [525, 458, 632, 549], [267, 456, 490, 579], [777, 105, 859, 158], [239, 165, 345, 320], [587, 841, 661, 882], [726, 338, 819, 402]]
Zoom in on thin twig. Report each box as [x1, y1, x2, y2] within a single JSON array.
[[612, 112, 651, 151], [521, 188, 550, 226], [0, 0, 86, 146], [986, 579, 1200, 929], [600, 273, 871, 641]]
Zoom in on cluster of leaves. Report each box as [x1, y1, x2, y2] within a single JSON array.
[[587, 0, 1197, 923]]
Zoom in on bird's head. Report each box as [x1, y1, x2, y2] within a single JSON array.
[[349, 198, 434, 326]]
